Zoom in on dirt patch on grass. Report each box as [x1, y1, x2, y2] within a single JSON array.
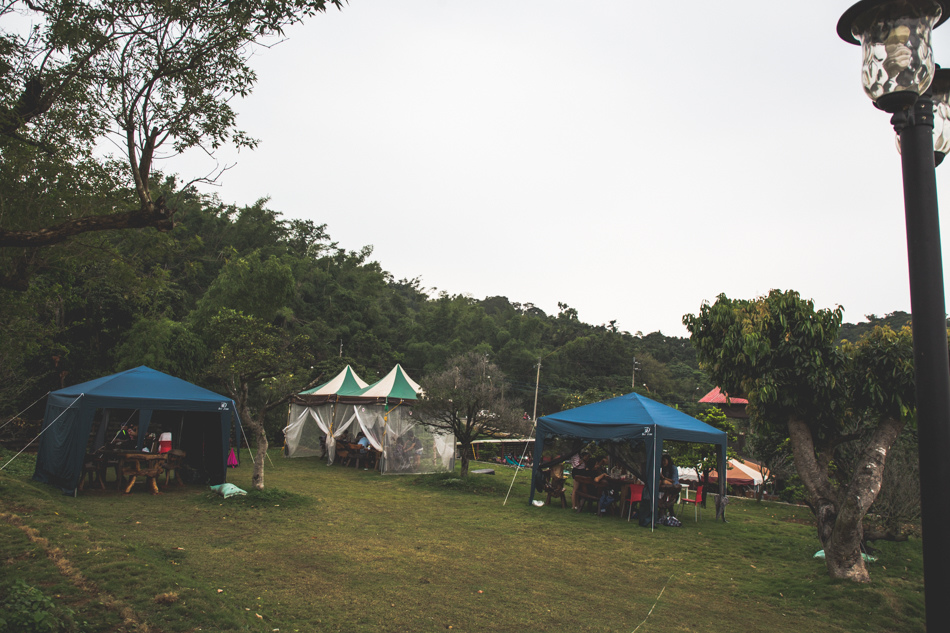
[[0, 511, 153, 633]]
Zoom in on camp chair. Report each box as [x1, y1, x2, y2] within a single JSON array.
[[680, 485, 704, 521], [624, 483, 645, 522], [543, 466, 568, 508], [335, 443, 351, 466], [161, 450, 186, 488], [341, 443, 360, 468], [78, 453, 105, 491], [572, 476, 606, 514]]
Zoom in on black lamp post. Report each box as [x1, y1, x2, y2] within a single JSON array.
[[839, 2, 950, 630]]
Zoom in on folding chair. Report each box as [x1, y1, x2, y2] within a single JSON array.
[[680, 485, 705, 521]]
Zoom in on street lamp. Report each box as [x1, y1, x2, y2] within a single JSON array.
[[931, 67, 950, 162], [896, 67, 950, 164], [839, 2, 950, 631]]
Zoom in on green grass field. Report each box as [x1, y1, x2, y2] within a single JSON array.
[[0, 449, 925, 633]]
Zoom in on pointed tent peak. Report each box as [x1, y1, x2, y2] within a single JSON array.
[[300, 365, 369, 396], [357, 364, 423, 400]]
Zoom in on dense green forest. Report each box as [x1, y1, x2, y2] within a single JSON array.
[[0, 180, 719, 442], [3, 174, 923, 447], [2, 177, 926, 450]]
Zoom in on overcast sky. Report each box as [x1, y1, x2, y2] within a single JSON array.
[[170, 1, 950, 336]]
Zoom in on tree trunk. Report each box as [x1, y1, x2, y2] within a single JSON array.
[[460, 452, 469, 478], [788, 416, 904, 582], [230, 381, 267, 491], [252, 422, 268, 491], [826, 416, 904, 581]]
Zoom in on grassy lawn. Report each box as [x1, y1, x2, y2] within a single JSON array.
[[0, 449, 925, 633]]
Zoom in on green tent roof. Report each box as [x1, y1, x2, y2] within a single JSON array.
[[355, 364, 422, 400], [300, 365, 368, 397]]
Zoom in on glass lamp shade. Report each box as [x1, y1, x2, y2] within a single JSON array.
[[932, 68, 950, 158], [838, 0, 949, 112], [893, 68, 950, 164]]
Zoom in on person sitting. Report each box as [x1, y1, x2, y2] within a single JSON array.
[[572, 455, 609, 511], [112, 424, 139, 450], [407, 432, 423, 469], [357, 431, 371, 452]]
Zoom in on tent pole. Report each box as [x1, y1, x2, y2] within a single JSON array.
[[531, 358, 541, 424], [652, 427, 657, 532]]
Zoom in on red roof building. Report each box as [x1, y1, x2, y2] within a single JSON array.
[[699, 386, 749, 419], [699, 386, 748, 405]]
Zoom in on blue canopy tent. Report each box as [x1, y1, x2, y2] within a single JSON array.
[[530, 392, 727, 527], [33, 366, 242, 494]]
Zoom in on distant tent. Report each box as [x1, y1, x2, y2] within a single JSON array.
[[33, 366, 242, 494], [285, 364, 453, 474]]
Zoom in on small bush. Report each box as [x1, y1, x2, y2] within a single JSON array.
[[0, 580, 77, 633]]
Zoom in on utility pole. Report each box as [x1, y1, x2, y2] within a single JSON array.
[[532, 357, 541, 425]]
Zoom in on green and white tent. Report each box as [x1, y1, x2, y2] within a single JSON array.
[[284, 365, 454, 474], [299, 364, 369, 398], [353, 364, 423, 400]]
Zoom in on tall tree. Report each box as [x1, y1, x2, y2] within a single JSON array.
[[684, 290, 916, 582], [205, 308, 310, 490], [0, 0, 342, 286], [416, 352, 527, 478]]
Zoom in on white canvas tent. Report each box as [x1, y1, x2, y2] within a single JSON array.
[[284, 365, 454, 474]]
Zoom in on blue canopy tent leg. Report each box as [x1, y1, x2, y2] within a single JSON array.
[[638, 425, 659, 530], [529, 431, 546, 505]]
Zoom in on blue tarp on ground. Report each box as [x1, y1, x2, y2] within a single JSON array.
[[530, 392, 727, 527], [33, 366, 242, 494]]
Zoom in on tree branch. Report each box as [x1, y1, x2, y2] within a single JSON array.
[[0, 199, 174, 250]]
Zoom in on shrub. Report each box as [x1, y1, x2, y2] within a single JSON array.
[[0, 580, 77, 633]]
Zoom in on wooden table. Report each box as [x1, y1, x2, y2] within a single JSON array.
[[105, 451, 167, 494]]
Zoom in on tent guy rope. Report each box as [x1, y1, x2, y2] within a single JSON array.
[[631, 574, 674, 633], [0, 394, 83, 471], [502, 431, 535, 506], [0, 391, 50, 433]]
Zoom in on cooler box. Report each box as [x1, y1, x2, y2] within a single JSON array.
[[158, 432, 172, 453]]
